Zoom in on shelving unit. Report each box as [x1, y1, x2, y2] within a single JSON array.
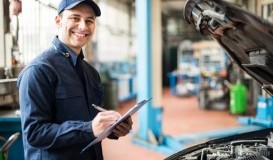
[[168, 40, 200, 96], [193, 41, 230, 110]]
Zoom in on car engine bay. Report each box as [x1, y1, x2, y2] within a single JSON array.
[[165, 129, 273, 160], [182, 136, 273, 160]]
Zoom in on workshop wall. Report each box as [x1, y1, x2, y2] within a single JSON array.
[[96, 0, 136, 62], [14, 0, 135, 65], [17, 0, 57, 64]]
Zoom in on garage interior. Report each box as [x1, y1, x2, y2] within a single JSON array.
[[1, 0, 273, 160]]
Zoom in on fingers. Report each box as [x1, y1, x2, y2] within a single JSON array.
[[112, 129, 128, 137], [92, 111, 121, 137], [126, 116, 133, 126], [97, 111, 121, 122], [112, 116, 133, 137], [92, 112, 134, 139]]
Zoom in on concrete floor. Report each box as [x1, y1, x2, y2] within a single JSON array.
[[102, 88, 242, 160]]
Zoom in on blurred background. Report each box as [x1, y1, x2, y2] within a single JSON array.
[[0, 0, 273, 159]]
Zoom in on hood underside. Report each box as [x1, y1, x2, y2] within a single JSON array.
[[184, 0, 273, 95]]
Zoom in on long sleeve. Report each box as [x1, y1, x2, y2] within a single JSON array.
[[18, 64, 96, 149]]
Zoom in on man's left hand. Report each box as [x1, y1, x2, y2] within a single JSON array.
[[112, 116, 133, 137]]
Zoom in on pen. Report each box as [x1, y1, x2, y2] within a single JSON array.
[[92, 104, 107, 112]]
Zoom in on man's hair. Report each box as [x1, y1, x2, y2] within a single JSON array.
[[58, 12, 64, 17]]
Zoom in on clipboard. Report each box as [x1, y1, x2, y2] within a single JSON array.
[[81, 97, 152, 154]]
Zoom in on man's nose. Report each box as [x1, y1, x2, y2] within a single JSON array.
[[78, 20, 87, 30]]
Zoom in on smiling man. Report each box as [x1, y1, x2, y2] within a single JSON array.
[[17, 0, 133, 160], [56, 2, 96, 54]]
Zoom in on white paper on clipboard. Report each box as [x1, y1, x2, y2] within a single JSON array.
[[81, 98, 152, 154]]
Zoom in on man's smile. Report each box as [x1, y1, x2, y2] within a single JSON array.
[[72, 31, 90, 38]]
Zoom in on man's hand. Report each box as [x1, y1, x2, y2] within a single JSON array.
[[92, 110, 121, 137], [112, 116, 133, 137]]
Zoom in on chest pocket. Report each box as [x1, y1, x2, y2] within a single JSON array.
[[82, 63, 104, 106], [56, 81, 84, 98], [54, 74, 89, 121], [88, 84, 103, 106]]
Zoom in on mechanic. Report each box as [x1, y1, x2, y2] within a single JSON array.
[[17, 0, 133, 159]]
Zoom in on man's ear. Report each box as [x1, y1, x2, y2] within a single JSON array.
[[55, 15, 61, 28]]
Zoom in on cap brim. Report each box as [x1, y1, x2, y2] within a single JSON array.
[[64, 0, 101, 16]]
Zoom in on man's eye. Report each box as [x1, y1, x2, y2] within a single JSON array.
[[86, 20, 94, 24], [70, 17, 80, 21]]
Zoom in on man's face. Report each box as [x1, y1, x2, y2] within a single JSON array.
[[55, 3, 96, 54]]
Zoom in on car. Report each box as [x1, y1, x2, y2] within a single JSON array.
[[165, 0, 273, 159]]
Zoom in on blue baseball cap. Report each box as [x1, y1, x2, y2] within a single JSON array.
[[57, 0, 101, 16]]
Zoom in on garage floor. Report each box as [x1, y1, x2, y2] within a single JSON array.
[[102, 87, 244, 160]]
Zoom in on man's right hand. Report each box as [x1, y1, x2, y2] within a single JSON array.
[[91, 110, 121, 137]]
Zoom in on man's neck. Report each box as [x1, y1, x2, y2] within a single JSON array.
[[58, 36, 81, 55]]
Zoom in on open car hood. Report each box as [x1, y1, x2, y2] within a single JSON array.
[[184, 0, 273, 95], [164, 1, 273, 159]]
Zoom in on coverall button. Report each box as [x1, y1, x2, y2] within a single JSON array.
[[65, 53, 70, 58]]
